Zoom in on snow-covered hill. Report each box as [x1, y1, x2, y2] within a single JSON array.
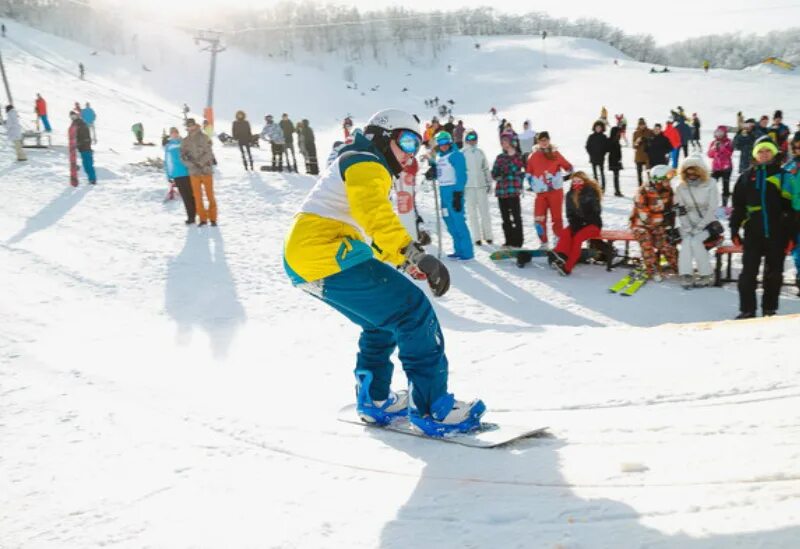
[[2, 19, 800, 549]]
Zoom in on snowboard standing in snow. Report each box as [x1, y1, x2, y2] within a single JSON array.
[[337, 404, 548, 448]]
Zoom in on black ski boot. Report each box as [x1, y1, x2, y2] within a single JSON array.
[[516, 251, 533, 268]]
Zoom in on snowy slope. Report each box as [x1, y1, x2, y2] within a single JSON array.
[[2, 19, 800, 549]]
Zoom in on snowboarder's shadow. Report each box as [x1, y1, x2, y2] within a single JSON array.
[[164, 228, 246, 359], [375, 430, 800, 548], [6, 185, 89, 245]]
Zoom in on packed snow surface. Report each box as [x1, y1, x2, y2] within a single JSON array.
[[2, 21, 800, 549]]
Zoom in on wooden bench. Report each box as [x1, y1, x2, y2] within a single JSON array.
[[714, 244, 742, 286], [591, 229, 637, 271], [21, 130, 51, 148]]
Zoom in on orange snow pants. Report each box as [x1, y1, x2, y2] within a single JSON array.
[[191, 174, 217, 223]]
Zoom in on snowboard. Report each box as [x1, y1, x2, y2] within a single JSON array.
[[490, 249, 549, 261], [337, 404, 548, 448]]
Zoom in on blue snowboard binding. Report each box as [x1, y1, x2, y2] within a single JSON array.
[[409, 392, 487, 437], [354, 369, 409, 426]]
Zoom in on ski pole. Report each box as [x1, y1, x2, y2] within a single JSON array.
[[431, 179, 442, 259]]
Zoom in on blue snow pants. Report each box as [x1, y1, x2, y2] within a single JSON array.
[[793, 233, 800, 273], [315, 259, 448, 415], [39, 114, 52, 132], [80, 150, 96, 183], [670, 147, 680, 169], [439, 185, 474, 259]]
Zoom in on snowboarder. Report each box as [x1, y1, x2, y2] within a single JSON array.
[[734, 119, 757, 174], [462, 129, 493, 246], [78, 62, 85, 80], [491, 132, 526, 248], [431, 130, 473, 260], [674, 156, 719, 288], [633, 118, 653, 184], [526, 131, 573, 249], [299, 118, 318, 175], [164, 127, 196, 224], [608, 126, 624, 196], [707, 125, 734, 206], [630, 165, 678, 281], [180, 118, 217, 227], [282, 108, 485, 436], [69, 110, 96, 184], [34, 93, 51, 133], [232, 110, 254, 171], [5, 105, 26, 161], [783, 137, 800, 294], [261, 114, 285, 171], [730, 137, 793, 319], [549, 171, 603, 275], [280, 113, 298, 172], [80, 102, 97, 144], [585, 121, 609, 193]]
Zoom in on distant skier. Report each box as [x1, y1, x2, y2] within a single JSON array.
[[526, 131, 573, 249], [282, 108, 485, 435], [132, 122, 145, 145], [343, 116, 353, 139], [518, 119, 535, 156], [707, 126, 734, 206], [462, 129, 493, 246], [180, 118, 217, 227], [548, 171, 603, 275], [730, 137, 793, 318], [69, 110, 96, 184], [586, 121, 609, 192], [232, 110, 254, 171], [630, 165, 678, 282], [607, 126, 624, 196], [182, 103, 190, 120], [431, 130, 473, 260], [80, 102, 97, 144], [491, 132, 526, 248], [261, 114, 285, 171], [34, 93, 51, 132], [5, 105, 27, 162], [163, 126, 196, 224], [78, 62, 85, 80], [674, 156, 719, 288]]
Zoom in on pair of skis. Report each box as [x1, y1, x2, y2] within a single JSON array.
[[609, 270, 648, 296]]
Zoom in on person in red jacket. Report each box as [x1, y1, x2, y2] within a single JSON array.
[[525, 131, 573, 249], [34, 93, 52, 132], [663, 120, 682, 169]]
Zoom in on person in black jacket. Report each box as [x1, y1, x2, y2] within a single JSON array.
[[280, 113, 298, 172], [548, 171, 603, 275], [585, 121, 608, 191], [730, 136, 794, 319], [608, 126, 623, 196], [646, 124, 672, 168], [299, 118, 318, 175], [232, 110, 253, 171], [69, 110, 96, 184]]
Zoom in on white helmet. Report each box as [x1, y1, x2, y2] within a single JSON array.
[[649, 164, 673, 180], [366, 109, 421, 137]]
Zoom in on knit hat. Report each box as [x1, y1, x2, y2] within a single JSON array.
[[774, 110, 783, 119], [745, 118, 757, 124], [752, 136, 778, 158], [536, 130, 550, 141]]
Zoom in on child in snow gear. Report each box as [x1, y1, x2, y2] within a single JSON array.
[[526, 131, 573, 249], [69, 111, 95, 183], [549, 171, 603, 275], [734, 119, 757, 174], [645, 123, 672, 168], [632, 118, 652, 184], [608, 126, 623, 196], [164, 127, 196, 224], [81, 102, 97, 144], [232, 110, 254, 171], [282, 108, 485, 435], [491, 132, 526, 248], [34, 93, 52, 132], [730, 137, 794, 318], [433, 131, 473, 260], [261, 115, 285, 171], [180, 119, 217, 226], [783, 138, 800, 295], [674, 156, 719, 288], [585, 121, 609, 192], [462, 130, 494, 245], [707, 125, 734, 206], [5, 105, 26, 161], [630, 164, 678, 280]]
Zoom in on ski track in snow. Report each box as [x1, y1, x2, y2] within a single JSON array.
[[2, 20, 800, 549]]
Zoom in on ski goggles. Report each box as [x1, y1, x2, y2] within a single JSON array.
[[395, 130, 422, 154], [465, 132, 478, 142]]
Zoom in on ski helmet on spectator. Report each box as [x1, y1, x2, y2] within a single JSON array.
[[435, 131, 453, 146], [465, 129, 478, 142], [649, 164, 673, 181]]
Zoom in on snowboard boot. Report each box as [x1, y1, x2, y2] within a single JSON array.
[[516, 251, 533, 268], [680, 274, 694, 289], [409, 392, 486, 437], [694, 275, 712, 288], [354, 370, 409, 426]]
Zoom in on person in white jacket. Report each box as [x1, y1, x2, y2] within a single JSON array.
[[462, 129, 494, 245], [518, 119, 536, 156], [674, 155, 719, 288], [5, 105, 27, 161]]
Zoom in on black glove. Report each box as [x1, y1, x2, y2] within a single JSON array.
[[675, 204, 688, 216], [417, 229, 432, 246], [424, 165, 436, 181], [404, 242, 450, 297], [452, 191, 463, 212]]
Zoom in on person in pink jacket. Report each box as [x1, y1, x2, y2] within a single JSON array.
[[707, 125, 734, 206]]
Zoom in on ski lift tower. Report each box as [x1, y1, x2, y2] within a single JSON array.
[[194, 29, 225, 132]]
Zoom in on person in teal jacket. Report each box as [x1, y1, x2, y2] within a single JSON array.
[[80, 102, 97, 144], [783, 137, 800, 294], [164, 127, 195, 224], [431, 130, 473, 260]]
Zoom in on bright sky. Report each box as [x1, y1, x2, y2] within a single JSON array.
[[122, 0, 800, 45]]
